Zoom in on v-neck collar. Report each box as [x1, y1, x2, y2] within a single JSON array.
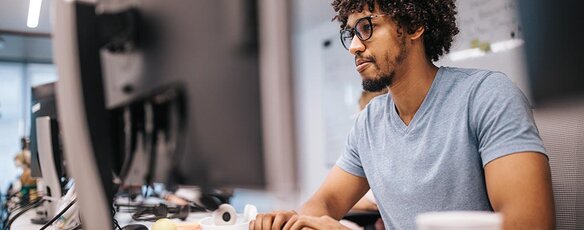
[[389, 67, 445, 134]]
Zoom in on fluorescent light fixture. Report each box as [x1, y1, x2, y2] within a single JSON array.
[[27, 0, 43, 28], [491, 39, 524, 53], [448, 48, 485, 61], [448, 39, 525, 62]]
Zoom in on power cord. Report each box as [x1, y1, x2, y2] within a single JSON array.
[[3, 198, 43, 229], [39, 199, 76, 230], [6, 197, 42, 216], [3, 198, 44, 230], [4, 192, 24, 213], [131, 203, 190, 222], [112, 205, 122, 230]]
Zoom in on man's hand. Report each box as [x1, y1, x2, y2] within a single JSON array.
[[282, 215, 350, 230], [250, 167, 369, 229], [250, 212, 350, 230], [250, 210, 297, 230]]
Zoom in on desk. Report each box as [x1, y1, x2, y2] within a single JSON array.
[[115, 212, 210, 229], [10, 208, 44, 229], [10, 208, 211, 229]]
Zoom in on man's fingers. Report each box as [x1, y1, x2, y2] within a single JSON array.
[[262, 214, 274, 230], [289, 216, 318, 230], [282, 214, 298, 230], [253, 215, 261, 230], [249, 211, 299, 230], [271, 212, 287, 230], [253, 214, 265, 230], [292, 216, 347, 230]]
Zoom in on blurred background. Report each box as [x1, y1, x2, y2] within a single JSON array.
[[0, 0, 56, 191]]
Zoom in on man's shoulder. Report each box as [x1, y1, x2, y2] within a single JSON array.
[[368, 93, 388, 108], [357, 93, 389, 125], [440, 66, 514, 95], [441, 66, 504, 81]]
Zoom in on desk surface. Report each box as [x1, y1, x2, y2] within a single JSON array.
[[116, 212, 211, 229], [10, 207, 41, 229], [11, 208, 212, 229]]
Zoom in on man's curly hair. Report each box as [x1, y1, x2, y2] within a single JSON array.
[[332, 0, 459, 62]]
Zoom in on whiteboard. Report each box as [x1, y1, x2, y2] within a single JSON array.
[[452, 0, 521, 51], [437, 0, 530, 95]]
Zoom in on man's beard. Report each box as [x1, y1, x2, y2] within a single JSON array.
[[362, 73, 393, 92], [361, 36, 407, 92]]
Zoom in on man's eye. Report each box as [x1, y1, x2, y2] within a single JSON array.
[[358, 24, 372, 33], [363, 24, 372, 31]]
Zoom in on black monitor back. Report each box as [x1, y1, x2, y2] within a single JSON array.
[[30, 82, 64, 180], [518, 0, 584, 105]]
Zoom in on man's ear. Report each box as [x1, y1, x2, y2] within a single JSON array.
[[409, 26, 425, 40]]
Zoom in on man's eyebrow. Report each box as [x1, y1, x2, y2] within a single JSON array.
[[344, 19, 356, 29], [344, 17, 361, 29], [344, 14, 373, 29]]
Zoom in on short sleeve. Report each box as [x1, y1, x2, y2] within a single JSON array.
[[336, 114, 367, 178], [470, 72, 547, 166]]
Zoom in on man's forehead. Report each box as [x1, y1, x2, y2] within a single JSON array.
[[346, 6, 378, 26]]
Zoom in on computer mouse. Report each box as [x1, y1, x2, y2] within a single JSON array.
[[122, 224, 149, 230]]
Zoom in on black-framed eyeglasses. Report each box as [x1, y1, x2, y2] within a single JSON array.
[[340, 14, 388, 50]]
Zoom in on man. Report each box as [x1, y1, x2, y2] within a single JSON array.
[[252, 0, 554, 229]]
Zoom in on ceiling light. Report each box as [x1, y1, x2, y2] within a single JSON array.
[[27, 0, 43, 28]]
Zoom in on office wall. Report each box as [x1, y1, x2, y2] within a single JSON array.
[[293, 20, 341, 202]]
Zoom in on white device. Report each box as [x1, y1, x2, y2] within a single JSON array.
[[36, 116, 63, 220]]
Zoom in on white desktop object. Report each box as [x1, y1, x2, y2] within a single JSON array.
[[53, 184, 81, 229], [36, 116, 63, 220], [416, 211, 502, 230], [212, 204, 238, 226], [199, 204, 257, 230]]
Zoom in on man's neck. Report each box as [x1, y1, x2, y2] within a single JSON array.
[[389, 58, 438, 126]]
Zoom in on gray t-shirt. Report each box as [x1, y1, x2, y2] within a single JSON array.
[[336, 67, 546, 229]]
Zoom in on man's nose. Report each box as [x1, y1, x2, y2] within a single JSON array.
[[349, 35, 365, 55]]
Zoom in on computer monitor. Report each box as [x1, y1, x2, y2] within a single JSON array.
[[518, 0, 584, 105], [29, 82, 67, 223], [30, 82, 64, 181], [52, 0, 297, 229]]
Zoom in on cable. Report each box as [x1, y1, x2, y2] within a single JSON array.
[[6, 197, 42, 215], [39, 199, 76, 230], [111, 204, 122, 230], [3, 192, 19, 202], [5, 192, 25, 213], [3, 198, 44, 230], [4, 198, 43, 229]]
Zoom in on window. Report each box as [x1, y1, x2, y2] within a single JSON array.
[[0, 62, 57, 190]]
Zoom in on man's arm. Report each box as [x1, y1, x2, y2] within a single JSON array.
[[299, 166, 370, 219], [484, 152, 555, 230], [251, 166, 369, 230]]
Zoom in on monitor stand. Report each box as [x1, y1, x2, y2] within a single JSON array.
[[31, 117, 63, 224]]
